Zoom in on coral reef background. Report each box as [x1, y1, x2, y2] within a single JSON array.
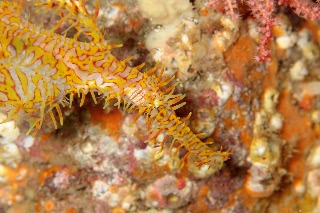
[[1, 0, 320, 212]]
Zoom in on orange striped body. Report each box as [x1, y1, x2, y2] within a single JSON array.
[[0, 0, 230, 168]]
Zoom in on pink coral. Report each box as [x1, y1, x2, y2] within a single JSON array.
[[278, 0, 320, 20], [246, 0, 277, 62], [207, 0, 240, 21], [207, 0, 320, 62]]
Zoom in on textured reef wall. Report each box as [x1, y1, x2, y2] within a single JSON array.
[[0, 0, 320, 212]]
